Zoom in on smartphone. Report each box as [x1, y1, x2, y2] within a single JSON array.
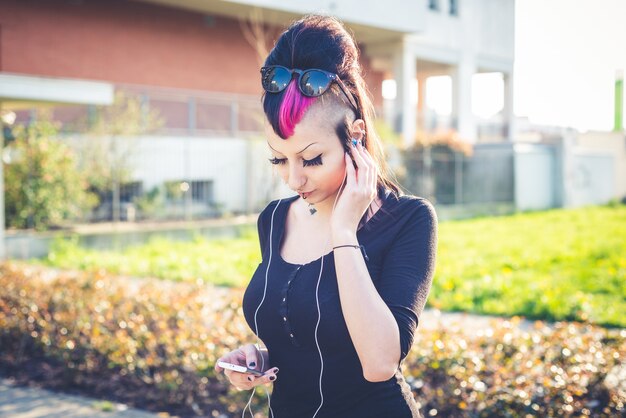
[[217, 361, 265, 377]]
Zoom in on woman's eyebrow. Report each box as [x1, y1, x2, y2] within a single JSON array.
[[267, 142, 318, 155]]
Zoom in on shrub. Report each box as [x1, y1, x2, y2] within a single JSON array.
[[1, 262, 623, 417], [4, 117, 97, 230]]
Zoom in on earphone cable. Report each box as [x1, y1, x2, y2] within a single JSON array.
[[245, 199, 282, 418], [311, 164, 348, 418], [247, 162, 349, 418]]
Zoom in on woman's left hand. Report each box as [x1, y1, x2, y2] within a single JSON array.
[[330, 140, 378, 237]]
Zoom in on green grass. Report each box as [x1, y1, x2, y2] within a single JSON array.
[[433, 204, 626, 327], [38, 204, 626, 327], [42, 228, 261, 287]]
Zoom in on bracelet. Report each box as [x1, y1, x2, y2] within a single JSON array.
[[332, 244, 369, 261]]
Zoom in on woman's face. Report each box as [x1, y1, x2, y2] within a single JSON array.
[[265, 104, 350, 205]]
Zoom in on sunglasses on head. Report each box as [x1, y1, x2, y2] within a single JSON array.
[[260, 65, 360, 115]]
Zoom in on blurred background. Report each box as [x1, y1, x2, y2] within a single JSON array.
[[0, 1, 624, 417]]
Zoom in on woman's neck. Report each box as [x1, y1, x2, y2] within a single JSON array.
[[296, 189, 385, 227], [304, 189, 339, 220]]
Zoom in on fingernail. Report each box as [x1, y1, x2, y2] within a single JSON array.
[[273, 368, 280, 374], [249, 361, 256, 368], [269, 375, 276, 381]]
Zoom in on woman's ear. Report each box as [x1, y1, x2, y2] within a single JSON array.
[[350, 119, 366, 141]]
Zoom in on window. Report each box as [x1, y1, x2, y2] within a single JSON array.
[[449, 0, 459, 16], [120, 181, 143, 203], [191, 180, 214, 203], [164, 180, 214, 203], [429, 0, 439, 11]]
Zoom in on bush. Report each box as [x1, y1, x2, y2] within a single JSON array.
[[0, 262, 257, 416], [1, 262, 623, 417], [406, 320, 625, 417], [4, 117, 97, 230]]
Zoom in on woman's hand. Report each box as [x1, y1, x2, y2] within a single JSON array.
[[331, 139, 378, 237], [214, 344, 279, 391]]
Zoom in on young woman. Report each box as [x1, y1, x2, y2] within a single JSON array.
[[214, 14, 437, 418]]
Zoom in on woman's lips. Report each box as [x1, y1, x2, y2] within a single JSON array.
[[300, 190, 314, 199]]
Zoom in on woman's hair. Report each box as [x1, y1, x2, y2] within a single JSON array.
[[261, 14, 403, 220]]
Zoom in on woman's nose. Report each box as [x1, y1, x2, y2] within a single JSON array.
[[287, 164, 306, 191]]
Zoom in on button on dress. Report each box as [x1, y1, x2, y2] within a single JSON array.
[[242, 190, 437, 418]]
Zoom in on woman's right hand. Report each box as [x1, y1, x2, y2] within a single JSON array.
[[214, 343, 279, 391]]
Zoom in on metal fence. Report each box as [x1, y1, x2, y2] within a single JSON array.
[[14, 84, 266, 138], [10, 82, 519, 227], [400, 143, 516, 209]]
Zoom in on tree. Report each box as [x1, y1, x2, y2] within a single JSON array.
[[73, 91, 164, 221], [4, 114, 97, 230]]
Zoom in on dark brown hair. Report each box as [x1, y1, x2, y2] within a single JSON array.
[[262, 15, 403, 225]]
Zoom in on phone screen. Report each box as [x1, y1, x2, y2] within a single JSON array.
[[218, 361, 265, 376]]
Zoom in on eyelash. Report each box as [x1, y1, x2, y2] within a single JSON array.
[[268, 154, 323, 167]]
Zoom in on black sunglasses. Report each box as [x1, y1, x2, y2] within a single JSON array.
[[260, 65, 360, 115]]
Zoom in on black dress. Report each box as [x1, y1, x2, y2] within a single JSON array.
[[242, 190, 437, 418]]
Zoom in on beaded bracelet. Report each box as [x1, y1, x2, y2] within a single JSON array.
[[332, 244, 369, 261]]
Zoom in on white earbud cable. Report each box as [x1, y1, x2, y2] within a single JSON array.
[[245, 199, 282, 418], [247, 166, 349, 417], [311, 165, 348, 418]]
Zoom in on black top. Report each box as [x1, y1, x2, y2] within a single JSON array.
[[242, 190, 437, 418]]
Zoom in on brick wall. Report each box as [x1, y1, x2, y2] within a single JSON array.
[[0, 0, 383, 106], [0, 0, 263, 94]]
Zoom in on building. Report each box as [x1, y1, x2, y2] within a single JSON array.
[[0, 0, 516, 221]]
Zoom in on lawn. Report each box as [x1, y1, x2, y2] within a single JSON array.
[[39, 204, 626, 327], [433, 203, 626, 327]]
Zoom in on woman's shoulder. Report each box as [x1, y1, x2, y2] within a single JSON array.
[[257, 195, 299, 226], [387, 191, 437, 223]]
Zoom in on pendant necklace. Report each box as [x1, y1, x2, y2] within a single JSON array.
[[308, 203, 317, 215]]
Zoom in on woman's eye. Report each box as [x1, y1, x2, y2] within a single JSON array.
[[268, 154, 323, 167], [268, 157, 287, 165], [303, 154, 323, 167]]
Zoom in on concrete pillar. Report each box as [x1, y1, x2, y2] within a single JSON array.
[[392, 39, 417, 147], [615, 69, 624, 132], [382, 94, 395, 131], [560, 133, 577, 208], [503, 71, 516, 141], [451, 57, 476, 142], [416, 74, 428, 132]]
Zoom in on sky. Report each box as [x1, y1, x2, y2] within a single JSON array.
[[513, 0, 626, 132], [424, 0, 626, 132]]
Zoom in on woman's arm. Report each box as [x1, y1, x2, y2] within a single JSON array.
[[332, 229, 401, 382], [332, 201, 437, 383], [329, 142, 437, 382]]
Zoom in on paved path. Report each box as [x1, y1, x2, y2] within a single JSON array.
[[419, 308, 537, 333], [0, 379, 161, 418]]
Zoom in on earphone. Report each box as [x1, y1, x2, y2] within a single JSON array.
[[243, 153, 351, 418]]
